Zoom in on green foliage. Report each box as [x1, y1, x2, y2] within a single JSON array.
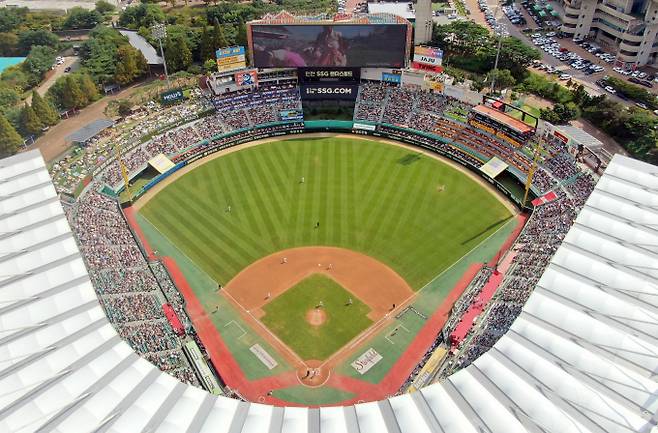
[[119, 4, 165, 29], [0, 8, 25, 33], [95, 0, 116, 13], [0, 32, 19, 56], [0, 83, 20, 113], [198, 26, 214, 62], [581, 97, 658, 163], [63, 7, 102, 29], [30, 91, 59, 126], [22, 45, 57, 87], [485, 68, 515, 91], [605, 77, 658, 109], [515, 72, 573, 103], [0, 66, 28, 93], [165, 34, 192, 72], [0, 114, 22, 156], [432, 21, 539, 78], [48, 74, 97, 110], [80, 26, 142, 84], [212, 22, 228, 50], [539, 102, 579, 124], [114, 45, 148, 85], [117, 99, 132, 116], [19, 102, 43, 136], [18, 29, 59, 53], [203, 58, 217, 73]]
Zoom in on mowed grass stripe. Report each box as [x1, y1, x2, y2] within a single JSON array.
[[155, 194, 246, 277], [140, 137, 513, 288]]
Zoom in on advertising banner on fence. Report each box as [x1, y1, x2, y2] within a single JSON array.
[[279, 109, 304, 121], [351, 348, 383, 374], [160, 88, 184, 105], [382, 72, 402, 83], [234, 69, 258, 87], [216, 46, 247, 72]]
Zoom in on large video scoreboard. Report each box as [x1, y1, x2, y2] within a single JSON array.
[[249, 23, 409, 68]]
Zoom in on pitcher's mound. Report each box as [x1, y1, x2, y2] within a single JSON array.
[[306, 308, 326, 326]]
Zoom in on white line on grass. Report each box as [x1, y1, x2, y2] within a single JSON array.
[[224, 320, 247, 340]]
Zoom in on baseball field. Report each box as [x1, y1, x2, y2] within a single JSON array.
[[135, 135, 517, 403]]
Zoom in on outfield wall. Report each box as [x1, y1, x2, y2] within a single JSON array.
[[121, 121, 532, 209]]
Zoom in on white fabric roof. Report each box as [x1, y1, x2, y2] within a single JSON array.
[[0, 150, 657, 433]]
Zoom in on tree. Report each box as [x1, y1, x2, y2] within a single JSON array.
[[114, 45, 143, 85], [119, 4, 165, 29], [95, 0, 116, 13], [1, 66, 28, 92], [0, 8, 25, 33], [18, 30, 59, 53], [0, 32, 19, 56], [79, 73, 100, 101], [236, 19, 247, 48], [19, 103, 43, 136], [117, 99, 133, 116], [0, 114, 22, 157], [203, 58, 217, 73], [30, 91, 59, 126], [485, 68, 515, 92], [165, 35, 192, 72], [62, 75, 87, 109], [64, 7, 102, 29], [199, 25, 214, 62], [22, 45, 57, 86], [212, 22, 228, 50], [0, 84, 20, 113]]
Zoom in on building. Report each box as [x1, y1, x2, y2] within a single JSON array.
[[559, 0, 658, 67], [367, 0, 433, 45]]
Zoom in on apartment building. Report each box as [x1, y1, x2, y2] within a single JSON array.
[[560, 0, 658, 67]]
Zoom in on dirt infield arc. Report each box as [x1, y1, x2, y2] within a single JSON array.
[[224, 246, 414, 322], [221, 246, 414, 387]]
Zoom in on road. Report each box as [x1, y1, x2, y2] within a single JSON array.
[[27, 83, 141, 162], [26, 56, 79, 104]]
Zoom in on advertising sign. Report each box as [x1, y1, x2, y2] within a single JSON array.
[[298, 67, 360, 82], [216, 46, 247, 72], [351, 348, 383, 375], [413, 46, 443, 67], [300, 84, 358, 100], [160, 88, 184, 105], [382, 72, 401, 83], [251, 24, 408, 68], [279, 109, 304, 121], [234, 69, 258, 87]]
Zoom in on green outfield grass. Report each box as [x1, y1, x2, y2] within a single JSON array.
[[139, 136, 512, 290], [261, 274, 372, 360]]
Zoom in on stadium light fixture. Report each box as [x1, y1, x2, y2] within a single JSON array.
[[151, 23, 171, 89]]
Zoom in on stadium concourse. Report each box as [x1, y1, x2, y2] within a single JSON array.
[[1, 76, 657, 432]]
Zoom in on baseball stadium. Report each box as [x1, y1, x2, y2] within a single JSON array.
[[1, 9, 657, 433]]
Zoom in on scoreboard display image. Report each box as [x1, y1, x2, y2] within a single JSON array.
[[250, 24, 408, 68]]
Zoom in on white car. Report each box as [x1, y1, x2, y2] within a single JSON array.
[[605, 86, 616, 94], [559, 74, 572, 80], [613, 66, 624, 74]]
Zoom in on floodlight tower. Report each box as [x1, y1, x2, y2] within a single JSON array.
[[151, 23, 171, 89]]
